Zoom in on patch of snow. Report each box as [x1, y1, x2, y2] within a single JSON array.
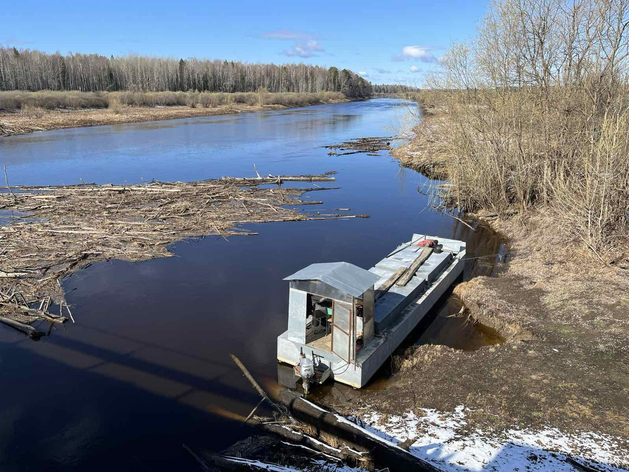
[[311, 459, 367, 472], [354, 406, 628, 471]]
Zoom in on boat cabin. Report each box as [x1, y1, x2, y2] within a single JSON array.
[[283, 262, 380, 363]]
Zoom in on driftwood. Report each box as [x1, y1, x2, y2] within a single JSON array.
[[256, 420, 369, 465], [222, 173, 336, 183], [396, 247, 434, 287], [230, 354, 294, 423], [229, 355, 373, 468], [224, 356, 441, 471], [0, 316, 44, 339], [279, 390, 442, 472], [325, 137, 393, 156], [0, 172, 364, 330]]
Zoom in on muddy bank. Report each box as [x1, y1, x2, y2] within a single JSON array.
[[390, 107, 449, 181], [0, 173, 362, 336], [0, 97, 350, 137]]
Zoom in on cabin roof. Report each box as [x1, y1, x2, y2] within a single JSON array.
[[284, 262, 379, 298]]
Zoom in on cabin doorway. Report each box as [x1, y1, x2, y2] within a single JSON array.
[[305, 294, 332, 350], [331, 301, 353, 362]]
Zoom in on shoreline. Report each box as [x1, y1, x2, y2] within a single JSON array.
[[0, 97, 352, 137], [339, 105, 629, 467]]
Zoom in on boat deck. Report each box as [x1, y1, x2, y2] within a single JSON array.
[[307, 334, 332, 351], [369, 236, 459, 333], [277, 233, 466, 388]]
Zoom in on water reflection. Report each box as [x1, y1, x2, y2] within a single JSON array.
[[0, 102, 364, 186]]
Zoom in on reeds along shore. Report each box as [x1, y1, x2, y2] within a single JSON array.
[[400, 0, 629, 263], [0, 90, 347, 112]]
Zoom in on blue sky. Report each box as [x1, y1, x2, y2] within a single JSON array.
[[1, 0, 488, 85]]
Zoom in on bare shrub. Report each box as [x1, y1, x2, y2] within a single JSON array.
[[420, 0, 629, 259], [197, 93, 227, 108], [21, 104, 45, 118], [0, 95, 21, 111], [0, 91, 108, 110]]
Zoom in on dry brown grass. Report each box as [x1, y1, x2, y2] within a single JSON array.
[[400, 0, 629, 262], [0, 90, 347, 113], [405, 87, 629, 263], [0, 92, 349, 136]]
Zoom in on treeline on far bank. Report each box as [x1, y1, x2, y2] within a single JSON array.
[[0, 47, 372, 98]]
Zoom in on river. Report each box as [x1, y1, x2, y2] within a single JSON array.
[[0, 99, 500, 471]]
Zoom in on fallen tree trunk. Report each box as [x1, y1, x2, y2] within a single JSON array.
[[279, 390, 442, 472], [253, 419, 372, 467], [0, 316, 44, 339]]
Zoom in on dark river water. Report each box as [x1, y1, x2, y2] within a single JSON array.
[[0, 99, 502, 471]]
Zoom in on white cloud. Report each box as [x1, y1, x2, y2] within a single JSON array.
[[283, 39, 324, 58], [358, 71, 369, 77], [261, 30, 325, 58], [374, 67, 391, 74], [410, 65, 422, 73], [393, 45, 439, 63]]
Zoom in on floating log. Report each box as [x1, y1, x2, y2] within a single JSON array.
[[0, 316, 44, 340], [222, 174, 335, 183], [396, 247, 434, 287], [279, 390, 442, 472]]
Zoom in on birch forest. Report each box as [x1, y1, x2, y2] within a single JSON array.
[[0, 47, 373, 98]]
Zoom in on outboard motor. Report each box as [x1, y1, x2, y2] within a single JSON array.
[[298, 351, 315, 394]]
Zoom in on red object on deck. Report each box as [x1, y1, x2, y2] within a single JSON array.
[[418, 239, 438, 248]]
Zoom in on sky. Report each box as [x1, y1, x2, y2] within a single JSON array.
[[1, 0, 489, 85]]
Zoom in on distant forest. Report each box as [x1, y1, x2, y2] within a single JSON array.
[[372, 84, 420, 94], [0, 47, 373, 98]]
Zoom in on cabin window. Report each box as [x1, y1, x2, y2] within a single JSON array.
[[305, 294, 332, 346]]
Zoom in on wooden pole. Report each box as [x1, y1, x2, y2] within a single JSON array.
[[4, 165, 16, 200], [182, 443, 218, 472], [375, 267, 406, 300], [396, 247, 434, 287], [230, 354, 295, 423]]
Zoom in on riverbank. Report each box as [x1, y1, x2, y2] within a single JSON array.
[[346, 106, 629, 469], [0, 91, 350, 137]]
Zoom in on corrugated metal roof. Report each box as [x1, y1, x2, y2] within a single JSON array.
[[284, 262, 380, 298]]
